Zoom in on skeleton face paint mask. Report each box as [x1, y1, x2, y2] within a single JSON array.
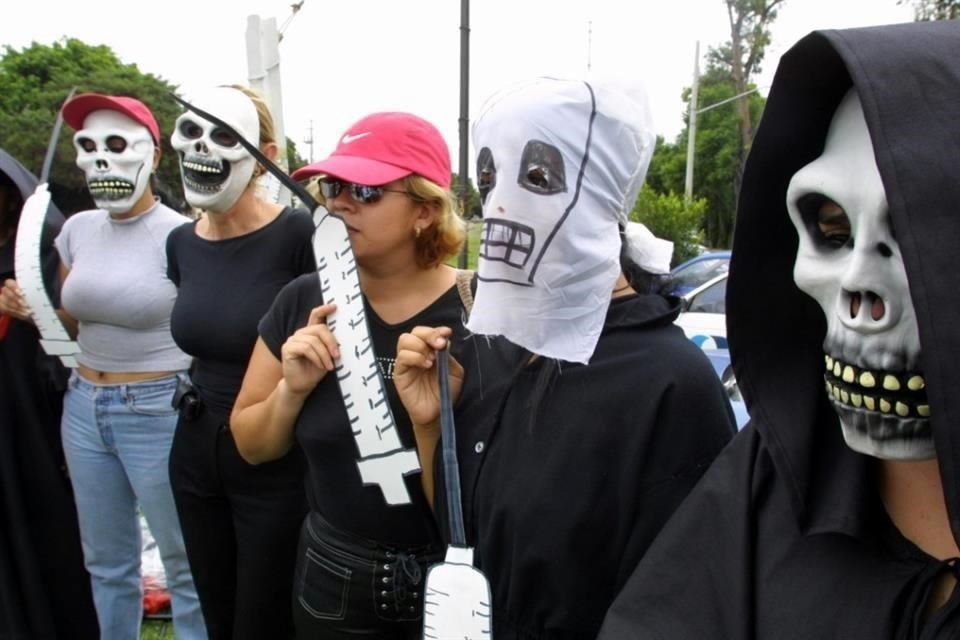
[[171, 88, 259, 213], [786, 89, 931, 460], [466, 78, 655, 364], [73, 110, 155, 215]]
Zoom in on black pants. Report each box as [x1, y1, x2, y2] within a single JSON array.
[[169, 401, 307, 640], [292, 510, 442, 639]]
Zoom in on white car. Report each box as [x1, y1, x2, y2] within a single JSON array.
[[675, 273, 728, 350]]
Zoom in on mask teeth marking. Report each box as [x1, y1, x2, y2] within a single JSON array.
[[918, 405, 930, 417], [895, 402, 910, 417], [864, 396, 876, 411], [851, 393, 863, 408], [879, 398, 892, 414], [842, 366, 855, 383], [883, 375, 901, 391], [860, 371, 876, 388], [907, 376, 925, 391]]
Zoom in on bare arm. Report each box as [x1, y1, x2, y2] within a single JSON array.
[[57, 263, 78, 338], [230, 303, 339, 464]]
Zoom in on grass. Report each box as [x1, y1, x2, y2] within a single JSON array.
[[448, 219, 482, 270], [140, 617, 172, 639]]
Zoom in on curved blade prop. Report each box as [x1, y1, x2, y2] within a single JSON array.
[[16, 88, 81, 367]]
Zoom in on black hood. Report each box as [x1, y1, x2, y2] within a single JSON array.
[[728, 21, 960, 540], [0, 148, 65, 295]]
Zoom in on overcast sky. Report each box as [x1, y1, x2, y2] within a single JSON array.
[[2, 0, 913, 179]]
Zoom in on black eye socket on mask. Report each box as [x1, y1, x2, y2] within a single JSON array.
[[797, 193, 852, 250], [477, 147, 496, 203], [518, 140, 565, 196], [105, 136, 127, 153], [210, 127, 239, 147], [179, 120, 205, 140], [77, 137, 96, 153]]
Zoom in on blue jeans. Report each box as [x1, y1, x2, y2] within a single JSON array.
[[62, 373, 206, 640]]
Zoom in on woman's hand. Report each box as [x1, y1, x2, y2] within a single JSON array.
[[0, 279, 32, 322], [280, 303, 340, 395], [394, 326, 464, 427]]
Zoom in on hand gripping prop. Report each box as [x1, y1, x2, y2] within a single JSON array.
[[422, 348, 493, 639]]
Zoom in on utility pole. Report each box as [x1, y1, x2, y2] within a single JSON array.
[[304, 119, 314, 163], [587, 21, 592, 73], [684, 41, 700, 203], [457, 0, 471, 269], [247, 14, 290, 205], [683, 39, 758, 204]]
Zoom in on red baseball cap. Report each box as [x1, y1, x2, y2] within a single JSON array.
[[292, 112, 451, 188], [62, 93, 161, 145]]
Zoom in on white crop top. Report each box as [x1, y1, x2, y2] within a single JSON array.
[[55, 201, 193, 372]]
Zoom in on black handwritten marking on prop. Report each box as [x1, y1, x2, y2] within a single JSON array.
[[172, 93, 420, 504], [15, 87, 82, 368], [422, 348, 493, 639]]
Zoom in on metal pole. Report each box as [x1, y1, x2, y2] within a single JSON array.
[[457, 0, 471, 269], [684, 41, 700, 203]]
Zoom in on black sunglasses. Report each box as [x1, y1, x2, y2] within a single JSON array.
[[319, 179, 408, 205]]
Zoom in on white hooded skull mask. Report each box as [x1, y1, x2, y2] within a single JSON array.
[[786, 89, 931, 461], [467, 78, 656, 364], [171, 87, 259, 213], [73, 110, 155, 215]]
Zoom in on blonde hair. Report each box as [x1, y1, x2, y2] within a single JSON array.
[[298, 174, 465, 269], [404, 175, 465, 269], [221, 84, 277, 180]]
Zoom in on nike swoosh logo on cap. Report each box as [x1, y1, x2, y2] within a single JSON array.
[[341, 132, 371, 144]]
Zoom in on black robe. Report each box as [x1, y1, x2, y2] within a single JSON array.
[[0, 149, 97, 638], [599, 21, 960, 640]]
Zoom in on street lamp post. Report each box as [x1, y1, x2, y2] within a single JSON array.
[[683, 42, 760, 203], [457, 0, 471, 269]]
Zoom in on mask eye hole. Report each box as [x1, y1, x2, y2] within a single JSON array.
[[77, 137, 96, 153], [476, 147, 496, 203], [105, 136, 127, 153], [178, 119, 204, 140], [517, 140, 565, 195], [798, 193, 852, 249], [210, 127, 239, 147]]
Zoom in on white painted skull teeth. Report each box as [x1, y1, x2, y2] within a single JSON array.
[[823, 353, 929, 418], [87, 179, 135, 199], [180, 153, 230, 194]]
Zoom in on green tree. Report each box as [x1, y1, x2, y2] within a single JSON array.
[[0, 39, 185, 213], [631, 184, 706, 268], [898, 0, 960, 19], [721, 0, 785, 157], [648, 60, 765, 248], [286, 138, 308, 174], [451, 172, 481, 219]]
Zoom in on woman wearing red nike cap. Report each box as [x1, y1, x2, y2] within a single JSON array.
[[231, 111, 468, 639]]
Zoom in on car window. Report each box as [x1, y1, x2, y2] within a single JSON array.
[[688, 278, 726, 313], [673, 258, 729, 287]]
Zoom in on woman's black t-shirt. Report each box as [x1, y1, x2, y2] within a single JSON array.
[[259, 272, 469, 545], [166, 208, 316, 413]]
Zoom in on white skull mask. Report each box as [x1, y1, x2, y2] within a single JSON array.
[[171, 88, 259, 213], [466, 78, 654, 363], [786, 89, 930, 460], [73, 110, 155, 214]]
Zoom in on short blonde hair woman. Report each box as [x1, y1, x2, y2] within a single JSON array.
[[231, 111, 468, 639]]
